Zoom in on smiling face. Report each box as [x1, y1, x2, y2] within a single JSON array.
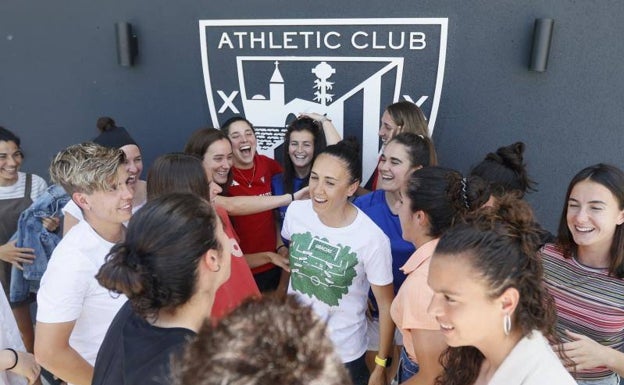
[[120, 144, 143, 188], [0, 141, 23, 186], [427, 253, 505, 350], [227, 120, 256, 169], [309, 154, 358, 222], [566, 179, 624, 258], [203, 138, 233, 185], [288, 130, 315, 177], [378, 110, 400, 146], [378, 141, 413, 193], [81, 166, 134, 229]]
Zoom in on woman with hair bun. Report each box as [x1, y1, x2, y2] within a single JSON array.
[[63, 117, 147, 234], [91, 193, 231, 385], [540, 163, 624, 385], [470, 141, 537, 202], [282, 139, 394, 385], [392, 166, 489, 384], [427, 196, 575, 385], [470, 142, 554, 245]]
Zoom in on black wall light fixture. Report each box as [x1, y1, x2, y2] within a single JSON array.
[[529, 18, 554, 72], [115, 22, 138, 67]]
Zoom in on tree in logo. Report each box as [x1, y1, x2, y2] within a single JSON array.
[[289, 231, 358, 306], [312, 61, 336, 106]]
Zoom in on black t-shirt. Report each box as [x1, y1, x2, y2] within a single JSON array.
[[92, 301, 196, 385]]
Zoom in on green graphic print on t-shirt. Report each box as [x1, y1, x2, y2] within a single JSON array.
[[290, 231, 358, 306]]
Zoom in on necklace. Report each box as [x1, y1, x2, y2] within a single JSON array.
[[234, 164, 256, 188]]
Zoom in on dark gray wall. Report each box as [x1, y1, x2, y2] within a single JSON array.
[[1, 1, 623, 232]]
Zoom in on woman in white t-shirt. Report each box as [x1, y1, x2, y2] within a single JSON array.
[[63, 117, 146, 234], [35, 143, 132, 385], [282, 140, 394, 385]]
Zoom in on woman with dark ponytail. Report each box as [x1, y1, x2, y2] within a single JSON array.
[[391, 166, 489, 384], [91, 193, 231, 385], [427, 196, 575, 385], [470, 142, 536, 200]]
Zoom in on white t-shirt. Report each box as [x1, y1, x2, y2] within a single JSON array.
[[282, 200, 393, 362], [0, 172, 47, 201], [0, 286, 27, 385], [37, 221, 127, 367]]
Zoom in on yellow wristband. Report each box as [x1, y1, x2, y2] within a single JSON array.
[[374, 355, 387, 368]]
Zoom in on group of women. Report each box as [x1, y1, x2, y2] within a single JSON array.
[[0, 100, 622, 385]]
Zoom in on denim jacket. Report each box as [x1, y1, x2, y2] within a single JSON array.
[[9, 184, 69, 303]]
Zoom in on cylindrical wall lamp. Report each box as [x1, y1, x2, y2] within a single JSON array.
[[529, 18, 554, 72], [115, 22, 138, 67]]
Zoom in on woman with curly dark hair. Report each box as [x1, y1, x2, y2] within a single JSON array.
[[91, 193, 231, 385], [427, 196, 575, 385]]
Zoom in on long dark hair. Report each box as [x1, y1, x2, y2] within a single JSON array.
[[556, 163, 624, 278], [96, 193, 222, 321], [434, 196, 559, 385], [281, 117, 327, 194]]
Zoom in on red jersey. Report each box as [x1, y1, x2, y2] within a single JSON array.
[[211, 205, 260, 319], [228, 154, 283, 274]]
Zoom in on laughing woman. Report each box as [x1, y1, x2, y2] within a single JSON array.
[[272, 116, 328, 223], [282, 140, 394, 385], [353, 133, 436, 378], [539, 164, 624, 385]]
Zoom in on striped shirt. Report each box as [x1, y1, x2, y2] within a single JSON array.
[[0, 172, 47, 201], [540, 243, 624, 381]]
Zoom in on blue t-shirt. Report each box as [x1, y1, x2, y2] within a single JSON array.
[[353, 190, 415, 295], [272, 173, 307, 223]]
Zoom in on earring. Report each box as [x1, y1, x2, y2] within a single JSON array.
[[503, 313, 512, 336]]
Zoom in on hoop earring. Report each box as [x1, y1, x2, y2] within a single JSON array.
[[503, 313, 512, 336]]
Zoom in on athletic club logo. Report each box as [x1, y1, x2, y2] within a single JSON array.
[[199, 18, 448, 184]]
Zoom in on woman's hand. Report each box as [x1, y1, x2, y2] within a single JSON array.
[[41, 217, 60, 232], [266, 252, 290, 272], [0, 241, 35, 269], [368, 365, 387, 385], [558, 330, 610, 371], [9, 351, 41, 385]]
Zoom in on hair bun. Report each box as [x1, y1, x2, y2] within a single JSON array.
[[96, 116, 117, 132]]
